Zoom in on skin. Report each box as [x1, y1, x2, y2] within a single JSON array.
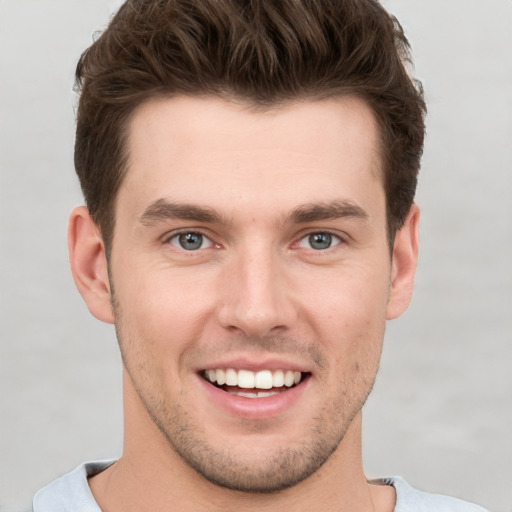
[[69, 95, 419, 512]]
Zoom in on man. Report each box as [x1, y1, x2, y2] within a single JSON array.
[[33, 1, 488, 511]]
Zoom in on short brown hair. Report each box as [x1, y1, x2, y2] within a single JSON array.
[[74, 0, 426, 254]]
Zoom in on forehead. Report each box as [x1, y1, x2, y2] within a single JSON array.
[[119, 95, 384, 223]]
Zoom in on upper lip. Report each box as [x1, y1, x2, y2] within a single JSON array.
[[197, 355, 311, 374]]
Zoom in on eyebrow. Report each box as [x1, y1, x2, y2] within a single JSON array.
[[138, 198, 368, 227], [139, 199, 228, 226], [287, 200, 369, 224]]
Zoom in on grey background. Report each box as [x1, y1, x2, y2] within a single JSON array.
[[0, 1, 510, 511]]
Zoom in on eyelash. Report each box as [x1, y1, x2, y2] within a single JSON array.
[[164, 229, 217, 251], [296, 231, 344, 251], [163, 229, 346, 253]]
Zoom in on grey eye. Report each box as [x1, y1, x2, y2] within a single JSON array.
[[170, 232, 211, 250], [298, 232, 340, 250], [309, 233, 332, 250]]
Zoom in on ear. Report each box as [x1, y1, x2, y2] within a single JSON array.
[[68, 206, 115, 324], [386, 204, 420, 320]]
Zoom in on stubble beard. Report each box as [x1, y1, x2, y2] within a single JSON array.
[[111, 294, 380, 493], [137, 379, 374, 493]]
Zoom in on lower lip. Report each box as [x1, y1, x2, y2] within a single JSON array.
[[197, 374, 310, 420]]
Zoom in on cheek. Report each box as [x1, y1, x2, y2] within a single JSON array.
[[112, 266, 219, 378], [306, 264, 390, 333], [303, 265, 389, 378], [117, 261, 213, 327]]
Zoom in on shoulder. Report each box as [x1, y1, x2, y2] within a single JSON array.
[[371, 477, 489, 512], [33, 460, 115, 512]]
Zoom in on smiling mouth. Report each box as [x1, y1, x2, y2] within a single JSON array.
[[202, 368, 308, 398]]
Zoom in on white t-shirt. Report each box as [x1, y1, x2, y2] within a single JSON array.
[[33, 461, 489, 512]]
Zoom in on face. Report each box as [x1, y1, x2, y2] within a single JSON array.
[[83, 96, 416, 492]]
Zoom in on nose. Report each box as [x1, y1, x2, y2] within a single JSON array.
[[217, 244, 297, 338]]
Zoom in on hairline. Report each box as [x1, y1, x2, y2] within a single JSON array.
[[100, 90, 398, 259]]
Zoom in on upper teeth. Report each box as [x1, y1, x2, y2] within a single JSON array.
[[205, 369, 302, 389]]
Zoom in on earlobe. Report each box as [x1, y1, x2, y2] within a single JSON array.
[[386, 204, 420, 320], [68, 206, 115, 324]]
